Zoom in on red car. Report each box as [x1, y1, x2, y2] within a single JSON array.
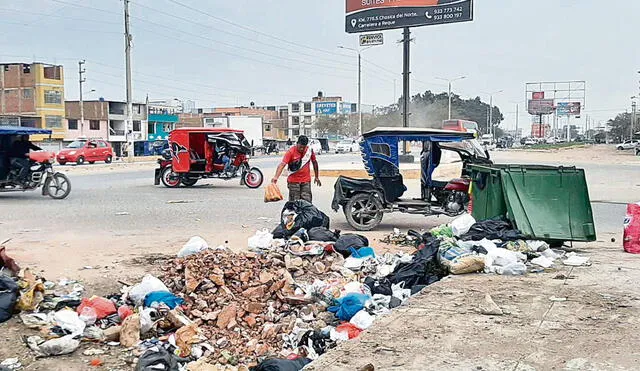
[[57, 139, 114, 165]]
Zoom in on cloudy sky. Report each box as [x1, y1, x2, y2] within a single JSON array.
[[1, 0, 639, 130]]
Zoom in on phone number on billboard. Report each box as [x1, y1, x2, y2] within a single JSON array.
[[432, 6, 465, 20]]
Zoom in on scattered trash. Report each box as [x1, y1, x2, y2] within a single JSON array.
[[563, 253, 591, 266], [0, 247, 20, 275], [115, 211, 130, 216], [328, 293, 370, 321], [0, 358, 21, 370], [54, 309, 86, 335], [120, 313, 141, 347], [273, 200, 330, 239], [624, 202, 640, 254], [77, 296, 117, 320], [550, 297, 568, 302], [178, 236, 209, 258], [335, 322, 362, 339], [136, 346, 183, 371], [144, 291, 185, 309], [0, 275, 19, 323], [531, 256, 554, 268], [251, 358, 311, 371], [128, 275, 170, 305], [27, 334, 80, 357], [83, 348, 105, 356], [248, 229, 274, 251], [334, 234, 369, 257], [450, 214, 476, 237], [349, 310, 375, 330], [20, 312, 51, 329]]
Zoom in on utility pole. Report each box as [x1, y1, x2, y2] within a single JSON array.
[[632, 100, 637, 140], [515, 103, 519, 139], [488, 95, 493, 137], [78, 60, 86, 136], [124, 0, 134, 161], [435, 76, 466, 120], [402, 27, 411, 129]]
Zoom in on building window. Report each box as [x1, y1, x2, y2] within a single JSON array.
[[264, 124, 272, 132], [45, 116, 62, 128], [291, 103, 300, 113], [148, 123, 155, 134], [304, 102, 312, 112], [303, 116, 312, 125], [292, 128, 300, 136], [44, 90, 62, 104], [23, 89, 33, 99], [43, 66, 61, 80], [67, 119, 78, 130], [90, 120, 100, 130], [292, 116, 300, 126], [23, 64, 31, 74], [133, 120, 141, 132]]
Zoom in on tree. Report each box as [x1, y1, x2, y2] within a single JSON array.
[[367, 90, 504, 133], [607, 112, 634, 142], [315, 115, 358, 137]]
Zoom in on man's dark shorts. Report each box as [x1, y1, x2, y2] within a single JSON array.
[[288, 182, 312, 203]]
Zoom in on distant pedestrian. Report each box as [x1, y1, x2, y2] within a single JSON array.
[[271, 135, 321, 203], [286, 137, 293, 146]]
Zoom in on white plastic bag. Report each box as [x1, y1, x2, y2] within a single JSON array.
[[350, 310, 375, 330], [248, 229, 273, 250], [54, 309, 86, 335], [177, 236, 209, 258], [531, 256, 554, 268], [563, 252, 591, 266], [391, 282, 411, 303], [451, 214, 476, 237], [128, 275, 169, 305], [31, 335, 80, 356], [79, 307, 97, 325], [140, 308, 157, 334]]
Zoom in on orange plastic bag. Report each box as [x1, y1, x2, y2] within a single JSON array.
[[264, 183, 284, 203]]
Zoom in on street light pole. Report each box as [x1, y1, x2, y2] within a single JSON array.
[[338, 45, 374, 136], [123, 0, 134, 161], [482, 90, 503, 138], [435, 76, 466, 120]]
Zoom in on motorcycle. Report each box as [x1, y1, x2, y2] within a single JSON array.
[[0, 151, 71, 199]]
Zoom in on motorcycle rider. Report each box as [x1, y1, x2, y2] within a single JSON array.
[[9, 135, 41, 183]]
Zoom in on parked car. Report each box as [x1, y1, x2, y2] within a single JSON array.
[[523, 138, 537, 146], [335, 139, 359, 153], [616, 140, 639, 150], [57, 139, 114, 165]]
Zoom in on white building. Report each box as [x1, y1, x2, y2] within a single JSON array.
[[287, 92, 356, 139]]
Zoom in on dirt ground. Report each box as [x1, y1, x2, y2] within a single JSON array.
[[1, 145, 638, 370]]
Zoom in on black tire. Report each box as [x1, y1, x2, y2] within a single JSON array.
[[345, 193, 384, 231], [181, 177, 198, 187], [161, 166, 181, 188], [76, 156, 85, 165], [88, 161, 95, 164], [44, 173, 71, 200], [58, 161, 66, 166], [105, 155, 113, 164], [617, 146, 624, 150], [244, 167, 264, 189]]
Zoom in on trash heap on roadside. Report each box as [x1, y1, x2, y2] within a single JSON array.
[[0, 200, 592, 371]]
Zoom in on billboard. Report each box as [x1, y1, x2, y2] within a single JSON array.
[[556, 102, 581, 116], [532, 92, 544, 100], [315, 102, 338, 115], [528, 99, 554, 115], [345, 0, 473, 34], [359, 33, 384, 46]]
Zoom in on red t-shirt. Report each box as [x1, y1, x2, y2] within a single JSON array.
[[282, 146, 316, 183]]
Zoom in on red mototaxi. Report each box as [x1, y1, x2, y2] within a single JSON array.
[[154, 127, 264, 188]]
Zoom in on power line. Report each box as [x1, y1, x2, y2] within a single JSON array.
[[0, 8, 121, 25], [130, 1, 356, 68], [165, 0, 353, 59]]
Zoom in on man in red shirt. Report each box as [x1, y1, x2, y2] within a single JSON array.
[[271, 135, 321, 202]]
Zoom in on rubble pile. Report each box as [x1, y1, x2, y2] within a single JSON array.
[[159, 249, 312, 364]]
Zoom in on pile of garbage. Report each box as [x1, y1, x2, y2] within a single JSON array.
[[0, 201, 592, 371]]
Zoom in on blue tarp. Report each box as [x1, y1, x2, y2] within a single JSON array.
[[0, 126, 52, 135]]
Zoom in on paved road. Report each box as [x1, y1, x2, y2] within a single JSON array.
[[0, 151, 629, 248]]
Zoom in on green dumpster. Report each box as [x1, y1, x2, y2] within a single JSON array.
[[468, 164, 596, 242]]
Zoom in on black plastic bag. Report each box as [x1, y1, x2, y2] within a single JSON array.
[[251, 358, 312, 371], [460, 219, 525, 241], [334, 234, 369, 257], [308, 227, 340, 242], [364, 276, 392, 296], [278, 200, 330, 238], [387, 237, 446, 291], [0, 274, 18, 323], [272, 225, 286, 239], [136, 347, 187, 371]]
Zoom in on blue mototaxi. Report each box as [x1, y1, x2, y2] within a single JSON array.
[[331, 127, 492, 231]]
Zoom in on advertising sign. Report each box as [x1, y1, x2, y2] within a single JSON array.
[[345, 0, 474, 34], [341, 103, 353, 114], [532, 91, 544, 100], [315, 102, 338, 115], [527, 99, 554, 115], [359, 33, 384, 46], [556, 102, 581, 116]]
